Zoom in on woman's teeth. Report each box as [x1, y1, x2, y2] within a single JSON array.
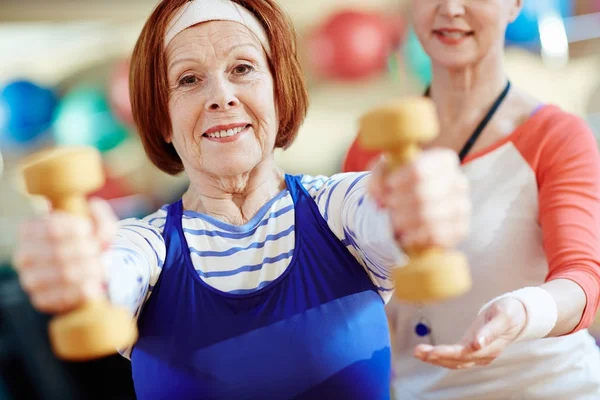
[[205, 126, 245, 138], [439, 31, 469, 38]]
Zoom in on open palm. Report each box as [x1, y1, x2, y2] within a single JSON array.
[[413, 297, 527, 369]]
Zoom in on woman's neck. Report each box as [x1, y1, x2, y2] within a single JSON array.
[[429, 52, 508, 128], [182, 155, 286, 226]]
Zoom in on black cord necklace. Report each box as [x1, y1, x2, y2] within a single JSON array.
[[424, 81, 511, 162]]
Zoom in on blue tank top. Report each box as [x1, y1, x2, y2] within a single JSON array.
[[130, 174, 391, 399]]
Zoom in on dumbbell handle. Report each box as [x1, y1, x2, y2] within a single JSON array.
[[387, 143, 420, 167], [49, 195, 89, 217]]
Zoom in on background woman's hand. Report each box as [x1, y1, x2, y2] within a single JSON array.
[[12, 198, 118, 314], [414, 297, 527, 369], [369, 148, 471, 250]]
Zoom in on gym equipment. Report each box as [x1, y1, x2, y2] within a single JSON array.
[[20, 146, 137, 361], [306, 10, 396, 81], [52, 86, 129, 153], [108, 60, 135, 128], [358, 97, 471, 302], [506, 0, 572, 67], [0, 80, 57, 148], [403, 27, 431, 86], [506, 0, 572, 45]]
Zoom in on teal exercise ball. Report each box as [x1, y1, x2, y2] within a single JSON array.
[[52, 86, 129, 153], [403, 27, 431, 86]]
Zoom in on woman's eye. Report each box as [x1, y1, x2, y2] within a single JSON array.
[[233, 64, 254, 75], [179, 75, 198, 86]]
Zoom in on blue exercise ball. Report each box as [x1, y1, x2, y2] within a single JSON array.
[[0, 80, 58, 147], [505, 0, 573, 46]]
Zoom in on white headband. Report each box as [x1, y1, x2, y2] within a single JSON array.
[[164, 0, 271, 56]]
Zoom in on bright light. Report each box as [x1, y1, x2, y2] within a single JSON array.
[[538, 12, 569, 68]]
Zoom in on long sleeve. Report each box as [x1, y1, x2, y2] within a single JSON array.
[[303, 173, 406, 302], [103, 209, 167, 318], [527, 112, 600, 332]]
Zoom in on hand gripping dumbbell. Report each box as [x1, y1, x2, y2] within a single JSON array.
[[359, 97, 471, 303], [20, 146, 137, 360]]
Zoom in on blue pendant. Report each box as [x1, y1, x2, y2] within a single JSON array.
[[415, 321, 431, 337]]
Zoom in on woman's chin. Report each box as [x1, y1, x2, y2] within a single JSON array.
[[429, 51, 481, 73], [205, 158, 263, 178]]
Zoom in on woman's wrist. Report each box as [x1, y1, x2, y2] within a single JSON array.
[[479, 286, 558, 342]]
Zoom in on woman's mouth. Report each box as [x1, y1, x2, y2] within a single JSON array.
[[433, 29, 474, 45], [202, 124, 251, 142]]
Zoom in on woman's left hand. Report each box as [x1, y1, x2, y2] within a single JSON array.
[[413, 296, 527, 369]]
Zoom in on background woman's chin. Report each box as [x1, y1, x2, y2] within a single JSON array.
[[429, 53, 481, 72]]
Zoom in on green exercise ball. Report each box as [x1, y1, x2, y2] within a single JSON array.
[[403, 27, 431, 86], [52, 86, 129, 153]]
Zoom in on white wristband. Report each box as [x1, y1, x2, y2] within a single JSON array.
[[479, 287, 558, 342]]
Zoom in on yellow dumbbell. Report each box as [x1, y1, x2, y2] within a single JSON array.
[[359, 97, 471, 303], [21, 146, 137, 360]]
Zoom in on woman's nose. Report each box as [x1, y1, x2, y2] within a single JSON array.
[[205, 78, 240, 111], [438, 0, 466, 18]]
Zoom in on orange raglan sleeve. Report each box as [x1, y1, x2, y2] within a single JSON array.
[[530, 110, 600, 332]]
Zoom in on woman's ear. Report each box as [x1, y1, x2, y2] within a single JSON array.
[[508, 0, 524, 23]]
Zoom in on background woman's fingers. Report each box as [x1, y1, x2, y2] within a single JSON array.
[[420, 344, 467, 359], [468, 337, 507, 360], [424, 359, 475, 369]]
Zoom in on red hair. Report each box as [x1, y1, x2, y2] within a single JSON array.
[[130, 0, 309, 175]]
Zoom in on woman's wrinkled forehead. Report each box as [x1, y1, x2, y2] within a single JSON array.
[[166, 21, 266, 70], [164, 0, 271, 56]]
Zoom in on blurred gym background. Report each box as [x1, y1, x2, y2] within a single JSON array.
[[1, 0, 600, 398]]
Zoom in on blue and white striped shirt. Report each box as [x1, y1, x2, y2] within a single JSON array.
[[104, 172, 405, 319]]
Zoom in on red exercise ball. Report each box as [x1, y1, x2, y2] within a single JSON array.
[[108, 59, 134, 128], [90, 167, 133, 201], [307, 10, 399, 81]]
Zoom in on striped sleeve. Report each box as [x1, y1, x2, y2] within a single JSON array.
[[103, 207, 167, 319], [302, 174, 406, 302]]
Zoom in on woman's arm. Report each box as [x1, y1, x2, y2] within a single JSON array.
[[536, 113, 600, 336], [456, 111, 600, 341], [304, 173, 404, 300], [104, 210, 167, 318], [305, 149, 469, 302], [542, 279, 586, 336], [414, 113, 600, 370]]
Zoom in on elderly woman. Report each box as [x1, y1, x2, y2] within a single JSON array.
[[12, 0, 470, 399], [344, 1, 600, 399]]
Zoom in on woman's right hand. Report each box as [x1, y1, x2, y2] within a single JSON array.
[[368, 148, 471, 251], [12, 198, 118, 314]]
